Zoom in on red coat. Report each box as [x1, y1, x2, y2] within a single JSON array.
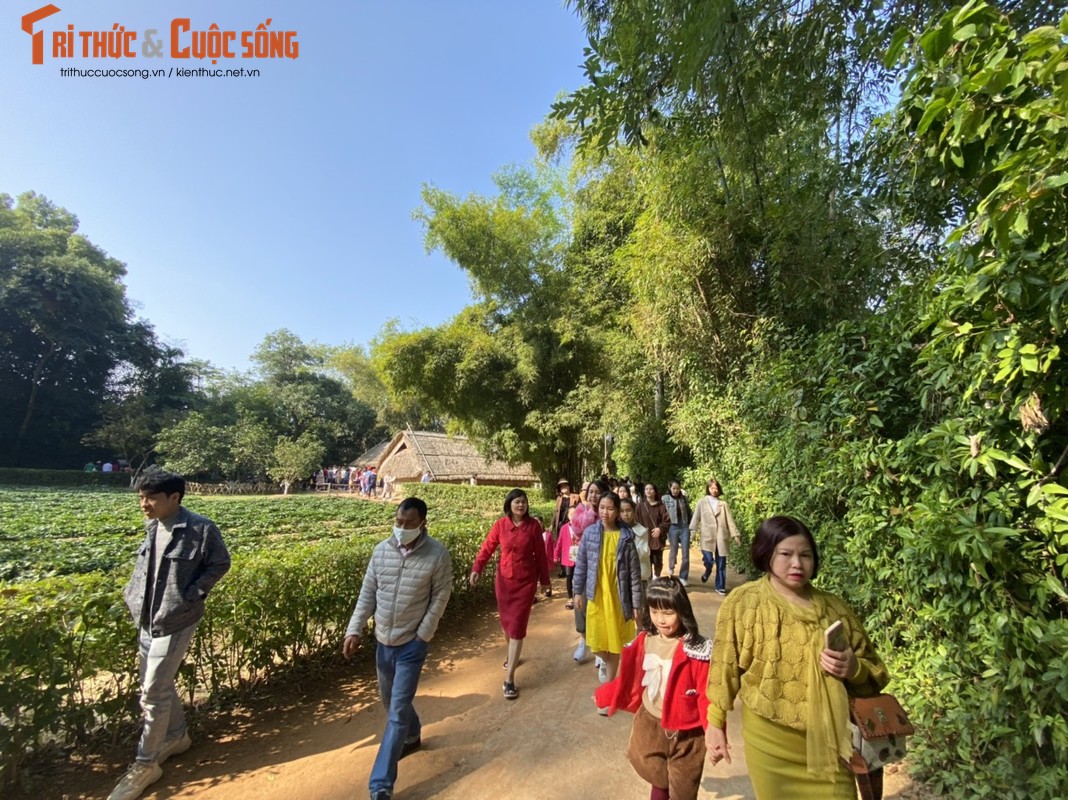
[[594, 631, 711, 732], [473, 516, 549, 585]]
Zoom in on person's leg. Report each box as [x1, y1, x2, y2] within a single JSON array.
[[504, 638, 523, 684], [677, 525, 691, 582], [135, 623, 197, 764], [649, 549, 663, 577], [564, 566, 574, 598], [701, 549, 714, 582], [667, 526, 680, 575], [666, 728, 705, 800], [714, 554, 728, 593], [603, 651, 621, 682], [369, 638, 428, 796]]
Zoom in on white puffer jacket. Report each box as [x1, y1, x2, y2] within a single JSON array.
[[345, 532, 453, 646]]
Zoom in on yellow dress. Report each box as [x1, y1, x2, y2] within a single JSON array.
[[585, 528, 636, 653]]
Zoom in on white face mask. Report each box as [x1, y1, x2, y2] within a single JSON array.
[[393, 525, 422, 546]]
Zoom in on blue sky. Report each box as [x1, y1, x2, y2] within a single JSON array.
[[0, 1, 589, 371]]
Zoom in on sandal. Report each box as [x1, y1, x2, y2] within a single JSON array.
[[503, 681, 519, 700], [565, 601, 574, 610]]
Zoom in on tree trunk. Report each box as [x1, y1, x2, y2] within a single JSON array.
[[12, 341, 58, 465]]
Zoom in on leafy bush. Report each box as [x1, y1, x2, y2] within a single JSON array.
[[0, 469, 130, 488]]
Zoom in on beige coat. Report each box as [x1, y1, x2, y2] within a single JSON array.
[[689, 495, 740, 555]]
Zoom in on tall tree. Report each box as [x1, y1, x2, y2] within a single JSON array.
[[0, 192, 173, 467]]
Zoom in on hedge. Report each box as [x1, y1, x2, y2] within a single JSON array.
[[0, 516, 496, 789], [0, 469, 131, 489]]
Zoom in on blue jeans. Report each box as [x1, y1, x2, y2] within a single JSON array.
[[370, 637, 429, 794], [668, 524, 690, 581], [136, 623, 197, 763], [713, 553, 728, 592]]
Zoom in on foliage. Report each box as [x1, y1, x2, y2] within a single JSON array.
[[269, 432, 326, 492], [0, 192, 189, 469], [0, 486, 504, 788], [154, 329, 383, 481], [0, 469, 130, 489], [667, 7, 1068, 795]]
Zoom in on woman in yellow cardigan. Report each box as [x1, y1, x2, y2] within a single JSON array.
[[704, 516, 889, 799]]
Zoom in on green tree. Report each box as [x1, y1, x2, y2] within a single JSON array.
[[269, 432, 326, 494], [0, 192, 175, 467]]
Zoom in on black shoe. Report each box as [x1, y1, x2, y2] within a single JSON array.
[[400, 736, 421, 759], [701, 572, 710, 583], [371, 791, 392, 800], [503, 681, 519, 699]]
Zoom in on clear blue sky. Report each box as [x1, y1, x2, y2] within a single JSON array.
[[0, 1, 589, 371]]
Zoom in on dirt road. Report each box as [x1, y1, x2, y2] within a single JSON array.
[[39, 563, 920, 800]]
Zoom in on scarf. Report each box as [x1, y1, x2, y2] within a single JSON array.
[[758, 576, 852, 780]]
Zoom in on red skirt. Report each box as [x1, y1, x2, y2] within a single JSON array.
[[495, 572, 538, 638]]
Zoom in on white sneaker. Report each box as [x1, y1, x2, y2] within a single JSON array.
[[597, 660, 609, 684], [108, 762, 163, 800], [158, 731, 191, 764], [680, 578, 689, 587], [597, 705, 610, 716], [573, 640, 589, 661]]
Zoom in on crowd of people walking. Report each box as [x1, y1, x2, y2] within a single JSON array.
[[110, 470, 891, 800]]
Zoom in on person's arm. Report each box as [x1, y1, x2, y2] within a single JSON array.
[[723, 502, 741, 544], [344, 551, 380, 657], [469, 519, 502, 585], [822, 600, 889, 691], [417, 546, 454, 642], [706, 595, 745, 730], [573, 533, 588, 610], [187, 521, 231, 599], [625, 539, 642, 621], [533, 521, 551, 589], [689, 498, 703, 534]]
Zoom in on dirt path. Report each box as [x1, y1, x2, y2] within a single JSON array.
[[39, 558, 921, 800]]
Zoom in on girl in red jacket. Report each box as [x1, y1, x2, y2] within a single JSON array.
[[594, 576, 710, 800]]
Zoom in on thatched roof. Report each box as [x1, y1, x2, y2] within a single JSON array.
[[350, 439, 391, 468], [377, 430, 537, 485]]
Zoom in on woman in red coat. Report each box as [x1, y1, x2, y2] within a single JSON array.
[[470, 488, 550, 700]]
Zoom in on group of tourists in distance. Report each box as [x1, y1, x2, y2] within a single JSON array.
[[109, 470, 890, 800]]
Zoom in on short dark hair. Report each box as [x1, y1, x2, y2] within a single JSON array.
[[618, 496, 636, 511], [642, 576, 700, 639], [592, 479, 612, 496], [135, 470, 185, 501], [397, 497, 428, 520], [750, 516, 820, 578], [643, 481, 660, 498], [706, 479, 722, 495], [503, 488, 529, 517]]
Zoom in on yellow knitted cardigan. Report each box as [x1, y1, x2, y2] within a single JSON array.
[[706, 575, 889, 731]]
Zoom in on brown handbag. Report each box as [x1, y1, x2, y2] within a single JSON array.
[[848, 693, 914, 800]]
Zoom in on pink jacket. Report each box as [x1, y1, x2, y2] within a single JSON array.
[[554, 523, 575, 567]]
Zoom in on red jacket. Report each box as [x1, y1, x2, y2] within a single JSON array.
[[594, 631, 711, 732]]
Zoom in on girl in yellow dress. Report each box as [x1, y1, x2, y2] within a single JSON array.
[[573, 491, 643, 685], [705, 516, 889, 799]]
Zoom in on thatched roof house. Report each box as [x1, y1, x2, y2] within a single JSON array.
[[377, 430, 537, 486], [350, 439, 391, 469]]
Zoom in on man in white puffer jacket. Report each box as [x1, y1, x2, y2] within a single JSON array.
[[343, 497, 452, 800]]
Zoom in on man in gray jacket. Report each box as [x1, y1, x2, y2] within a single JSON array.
[[344, 496, 452, 800], [110, 471, 230, 800]]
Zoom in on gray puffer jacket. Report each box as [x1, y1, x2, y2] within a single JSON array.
[[123, 507, 231, 637], [346, 532, 453, 646]]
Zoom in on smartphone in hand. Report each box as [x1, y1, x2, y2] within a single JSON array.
[[824, 620, 848, 652]]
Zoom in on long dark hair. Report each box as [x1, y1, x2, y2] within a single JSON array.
[[641, 576, 699, 639]]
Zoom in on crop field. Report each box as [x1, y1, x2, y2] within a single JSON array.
[[0, 488, 397, 582]]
